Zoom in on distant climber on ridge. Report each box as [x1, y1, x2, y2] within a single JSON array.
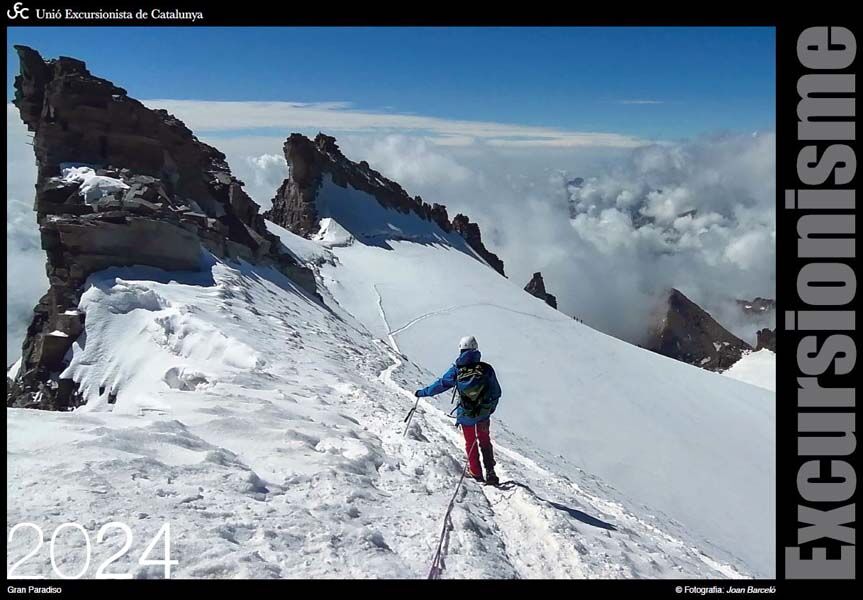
[[414, 336, 502, 485]]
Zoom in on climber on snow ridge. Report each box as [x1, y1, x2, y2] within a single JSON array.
[[415, 336, 501, 485]]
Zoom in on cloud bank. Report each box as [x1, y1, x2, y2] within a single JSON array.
[[6, 106, 44, 363], [559, 132, 776, 342], [305, 130, 775, 345]]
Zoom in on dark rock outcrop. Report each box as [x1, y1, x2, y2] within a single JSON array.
[[8, 46, 316, 411], [450, 214, 505, 277], [645, 288, 753, 372], [524, 272, 558, 309], [755, 328, 776, 352], [736, 297, 776, 347], [264, 133, 505, 277]]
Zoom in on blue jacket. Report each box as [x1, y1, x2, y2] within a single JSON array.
[[416, 349, 502, 425]]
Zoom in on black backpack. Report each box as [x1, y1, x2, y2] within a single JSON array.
[[455, 361, 495, 417]]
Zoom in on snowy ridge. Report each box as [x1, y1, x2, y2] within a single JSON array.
[[722, 350, 776, 392], [268, 201, 775, 577], [9, 245, 747, 578]]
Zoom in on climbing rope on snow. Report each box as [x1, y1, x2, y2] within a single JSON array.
[[428, 425, 479, 580]]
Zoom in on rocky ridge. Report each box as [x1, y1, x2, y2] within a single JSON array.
[[263, 133, 506, 276]]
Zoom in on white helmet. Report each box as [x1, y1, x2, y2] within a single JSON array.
[[458, 335, 479, 351]]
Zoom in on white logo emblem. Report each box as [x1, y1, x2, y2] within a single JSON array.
[[7, 2, 29, 19]]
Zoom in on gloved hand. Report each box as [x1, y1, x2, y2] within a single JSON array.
[[414, 390, 422, 397]]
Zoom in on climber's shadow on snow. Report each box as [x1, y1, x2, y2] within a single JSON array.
[[496, 480, 617, 531]]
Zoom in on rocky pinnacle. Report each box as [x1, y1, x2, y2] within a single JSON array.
[[8, 46, 316, 410]]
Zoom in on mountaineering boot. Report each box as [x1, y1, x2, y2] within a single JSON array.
[[480, 443, 497, 485], [470, 471, 485, 483], [484, 470, 500, 486]]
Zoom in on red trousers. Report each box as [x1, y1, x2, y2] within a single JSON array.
[[462, 419, 495, 477]]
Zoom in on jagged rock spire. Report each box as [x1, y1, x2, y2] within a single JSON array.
[[755, 328, 776, 352], [524, 272, 558, 309], [263, 132, 506, 277]]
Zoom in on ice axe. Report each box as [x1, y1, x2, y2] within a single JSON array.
[[402, 395, 420, 437], [404, 386, 458, 437]]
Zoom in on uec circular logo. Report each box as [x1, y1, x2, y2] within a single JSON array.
[[7, 2, 30, 19]]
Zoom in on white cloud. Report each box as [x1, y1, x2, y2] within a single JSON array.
[[246, 153, 287, 183], [242, 153, 288, 205], [142, 99, 648, 149], [346, 135, 472, 189], [554, 132, 776, 342]]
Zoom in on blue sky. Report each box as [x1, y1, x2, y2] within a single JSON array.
[[7, 27, 774, 141]]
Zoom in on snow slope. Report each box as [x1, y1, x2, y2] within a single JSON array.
[[7, 251, 747, 579], [722, 350, 776, 392], [266, 179, 776, 577]]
